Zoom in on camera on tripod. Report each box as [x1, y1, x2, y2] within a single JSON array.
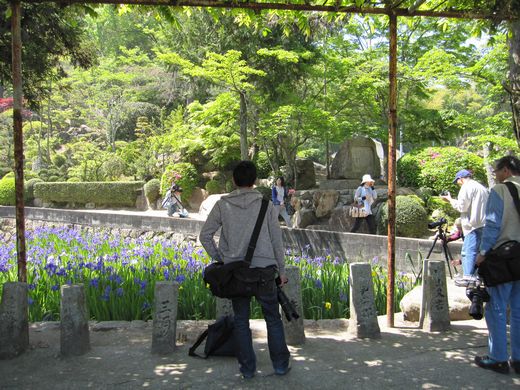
[[428, 217, 447, 230], [466, 279, 490, 320]]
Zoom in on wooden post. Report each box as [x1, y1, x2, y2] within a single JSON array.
[[11, 0, 27, 283], [386, 11, 398, 328]]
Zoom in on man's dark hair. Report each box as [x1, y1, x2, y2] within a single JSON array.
[[495, 155, 520, 175], [233, 160, 257, 187]]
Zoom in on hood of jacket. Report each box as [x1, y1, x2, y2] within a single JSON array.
[[221, 187, 263, 209]]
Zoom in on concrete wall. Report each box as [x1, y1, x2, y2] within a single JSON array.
[[0, 206, 461, 273]]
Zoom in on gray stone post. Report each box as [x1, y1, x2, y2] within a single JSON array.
[[60, 284, 90, 356], [0, 282, 29, 359], [349, 263, 381, 339], [282, 265, 305, 345], [423, 260, 450, 332], [152, 281, 179, 355], [216, 297, 233, 318]]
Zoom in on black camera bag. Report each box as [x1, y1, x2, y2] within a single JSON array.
[[189, 315, 236, 358], [478, 182, 520, 287], [203, 199, 276, 298]]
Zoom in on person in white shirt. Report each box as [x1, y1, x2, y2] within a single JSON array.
[[350, 174, 378, 234], [441, 169, 488, 286]]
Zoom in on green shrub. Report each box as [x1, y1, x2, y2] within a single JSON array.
[[254, 151, 272, 179], [225, 180, 234, 193], [2, 172, 14, 180], [33, 182, 144, 207], [378, 195, 429, 238], [397, 147, 487, 195], [25, 178, 43, 203], [205, 179, 222, 195], [160, 163, 198, 203], [0, 178, 16, 205], [144, 179, 161, 207], [426, 196, 459, 227]]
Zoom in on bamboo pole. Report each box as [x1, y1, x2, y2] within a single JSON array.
[[11, 0, 27, 283], [386, 11, 398, 328]]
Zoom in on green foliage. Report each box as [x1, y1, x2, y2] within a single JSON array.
[[297, 148, 323, 163], [25, 178, 43, 204], [255, 185, 271, 200], [205, 179, 222, 195], [426, 196, 460, 227], [33, 181, 144, 207], [143, 179, 161, 207], [378, 195, 429, 238], [160, 163, 198, 203], [397, 147, 487, 195], [225, 180, 234, 193], [254, 151, 272, 179], [0, 177, 15, 206]]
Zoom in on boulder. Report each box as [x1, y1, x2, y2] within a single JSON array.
[[198, 194, 225, 217], [313, 190, 340, 218], [188, 187, 207, 211], [399, 280, 472, 322], [285, 159, 316, 190], [293, 208, 317, 229], [330, 137, 381, 181]]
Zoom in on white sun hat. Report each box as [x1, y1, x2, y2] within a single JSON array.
[[361, 174, 375, 184]]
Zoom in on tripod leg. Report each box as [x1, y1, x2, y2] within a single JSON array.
[[441, 238, 454, 278], [417, 235, 439, 280]]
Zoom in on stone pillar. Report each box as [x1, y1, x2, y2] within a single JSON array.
[[60, 284, 90, 356], [152, 281, 179, 355], [216, 297, 233, 318], [349, 263, 381, 339], [423, 260, 450, 332], [282, 266, 305, 345], [0, 282, 29, 359]]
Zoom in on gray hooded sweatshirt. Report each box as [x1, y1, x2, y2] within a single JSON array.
[[199, 187, 285, 275]]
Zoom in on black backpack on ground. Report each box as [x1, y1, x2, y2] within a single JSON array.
[[188, 315, 236, 358]]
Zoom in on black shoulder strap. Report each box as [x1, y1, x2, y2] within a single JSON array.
[[244, 199, 269, 265], [504, 182, 520, 218], [188, 329, 209, 359]]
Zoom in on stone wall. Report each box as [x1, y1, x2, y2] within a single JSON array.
[[0, 206, 462, 273]]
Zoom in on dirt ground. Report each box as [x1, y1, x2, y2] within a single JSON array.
[[1, 317, 520, 390]]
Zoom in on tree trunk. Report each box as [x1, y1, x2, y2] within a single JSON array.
[[483, 141, 495, 188], [239, 91, 248, 160], [508, 18, 520, 148]]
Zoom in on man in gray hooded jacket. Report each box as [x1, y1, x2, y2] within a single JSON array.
[[199, 160, 290, 379]]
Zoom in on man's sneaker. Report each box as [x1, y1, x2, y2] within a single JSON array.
[[510, 360, 520, 374], [474, 355, 509, 374], [274, 364, 292, 376], [454, 275, 478, 287]]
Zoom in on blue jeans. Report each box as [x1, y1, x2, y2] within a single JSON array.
[[232, 292, 290, 376], [485, 280, 520, 362], [274, 205, 292, 228], [461, 228, 482, 277]]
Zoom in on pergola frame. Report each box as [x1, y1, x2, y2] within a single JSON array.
[[9, 0, 507, 327]]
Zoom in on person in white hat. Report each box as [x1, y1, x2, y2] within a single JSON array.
[[350, 174, 377, 234]]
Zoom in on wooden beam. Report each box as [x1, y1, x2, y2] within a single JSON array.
[[11, 0, 27, 283], [386, 10, 398, 328], [24, 0, 503, 20]]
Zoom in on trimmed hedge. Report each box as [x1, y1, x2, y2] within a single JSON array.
[[0, 177, 16, 206], [205, 179, 221, 195], [144, 179, 161, 207], [25, 178, 44, 204], [33, 181, 145, 207], [378, 195, 429, 238], [397, 147, 486, 195]]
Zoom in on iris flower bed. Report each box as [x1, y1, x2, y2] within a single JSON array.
[[0, 226, 416, 321]]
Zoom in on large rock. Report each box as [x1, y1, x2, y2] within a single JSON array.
[[188, 187, 207, 211], [285, 159, 316, 190], [400, 280, 472, 322], [330, 137, 381, 181], [313, 190, 339, 218], [198, 194, 225, 217], [293, 208, 317, 229]]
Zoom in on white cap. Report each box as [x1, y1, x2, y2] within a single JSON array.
[[361, 174, 375, 184]]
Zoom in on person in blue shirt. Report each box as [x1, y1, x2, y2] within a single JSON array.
[[271, 177, 292, 228], [474, 155, 520, 374]]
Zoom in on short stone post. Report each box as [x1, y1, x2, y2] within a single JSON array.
[[60, 284, 90, 356], [0, 282, 29, 359], [216, 297, 233, 318], [152, 281, 179, 355], [349, 263, 381, 339], [282, 265, 305, 345], [423, 260, 450, 332]]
